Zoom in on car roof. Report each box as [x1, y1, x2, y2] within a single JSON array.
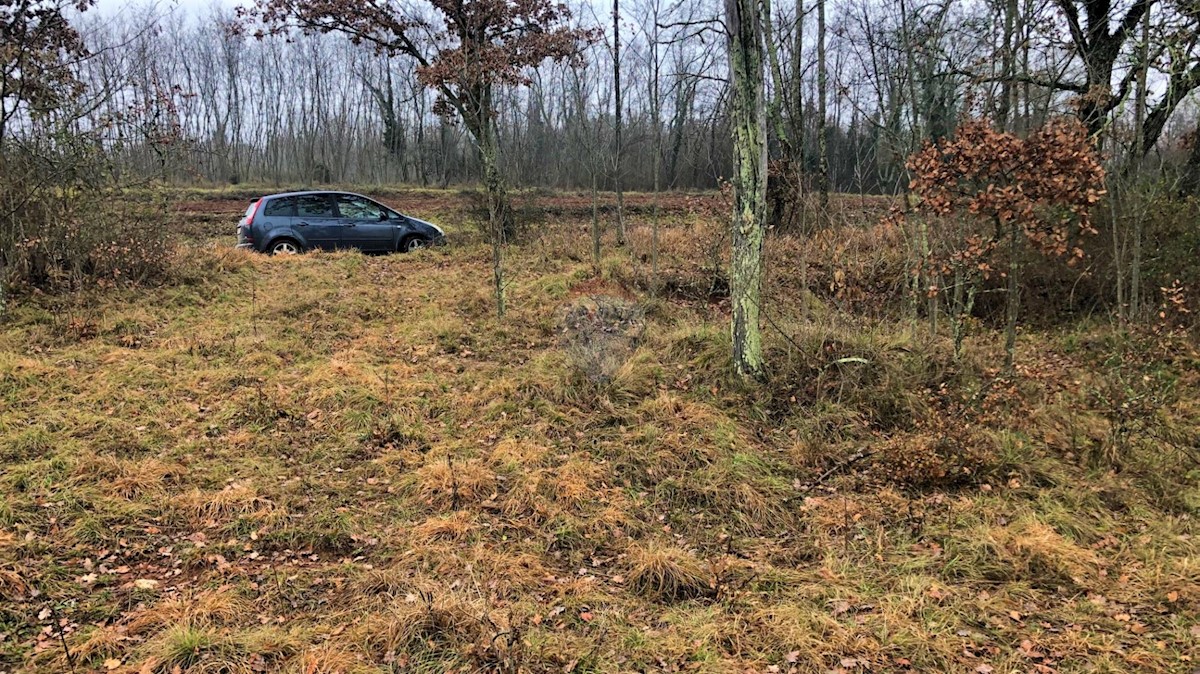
[[256, 190, 378, 202]]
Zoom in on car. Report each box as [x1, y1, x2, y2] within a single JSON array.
[[235, 190, 445, 255]]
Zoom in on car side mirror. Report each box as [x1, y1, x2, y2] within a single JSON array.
[[378, 212, 389, 221]]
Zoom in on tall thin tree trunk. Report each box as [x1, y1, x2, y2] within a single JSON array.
[[1183, 120, 1200, 196], [592, 155, 601, 268], [613, 0, 626, 245], [997, 0, 1016, 131], [726, 0, 768, 379], [650, 6, 662, 292], [816, 0, 829, 212], [792, 0, 805, 232], [1130, 3, 1150, 318], [479, 108, 507, 317], [762, 0, 792, 154], [1004, 216, 1020, 370], [790, 0, 804, 155]]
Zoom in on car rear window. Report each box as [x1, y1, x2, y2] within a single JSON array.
[[244, 201, 258, 218], [296, 194, 334, 219], [263, 197, 296, 217]]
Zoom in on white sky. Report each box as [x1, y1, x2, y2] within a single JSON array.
[[92, 0, 232, 17]]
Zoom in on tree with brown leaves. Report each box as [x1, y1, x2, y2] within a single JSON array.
[[907, 119, 1106, 367]]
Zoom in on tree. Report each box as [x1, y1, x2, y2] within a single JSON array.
[[241, 0, 593, 317], [0, 0, 92, 144], [240, 0, 594, 244], [726, 0, 768, 378], [907, 119, 1106, 368], [816, 0, 828, 210], [612, 0, 626, 245], [1047, 0, 1150, 138]]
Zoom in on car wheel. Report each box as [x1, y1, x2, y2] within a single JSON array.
[[269, 239, 302, 255], [401, 236, 428, 253]]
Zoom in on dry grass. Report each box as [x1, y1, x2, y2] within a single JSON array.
[[0, 188, 1197, 673], [626, 542, 715, 602]]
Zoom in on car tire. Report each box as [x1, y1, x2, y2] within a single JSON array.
[[400, 236, 429, 253], [268, 238, 303, 255]]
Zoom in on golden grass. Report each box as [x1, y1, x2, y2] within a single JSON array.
[[627, 542, 714, 601], [171, 482, 284, 528], [0, 192, 1196, 673], [410, 456, 496, 509]]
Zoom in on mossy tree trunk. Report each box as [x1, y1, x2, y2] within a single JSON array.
[[726, 0, 768, 379]]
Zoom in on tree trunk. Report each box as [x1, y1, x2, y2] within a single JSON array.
[[998, 0, 1017, 131], [478, 109, 508, 317], [1004, 216, 1020, 370], [816, 0, 829, 212], [762, 0, 792, 155], [1130, 3, 1149, 318], [726, 0, 768, 379], [592, 158, 601, 268], [613, 0, 626, 245], [790, 0, 804, 156], [650, 7, 662, 292], [1183, 122, 1200, 196]]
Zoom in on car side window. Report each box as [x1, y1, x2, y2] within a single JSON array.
[[296, 195, 335, 219], [335, 195, 385, 220], [263, 197, 296, 217]]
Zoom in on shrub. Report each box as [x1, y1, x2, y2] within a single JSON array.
[[0, 142, 176, 304], [903, 119, 1106, 363]]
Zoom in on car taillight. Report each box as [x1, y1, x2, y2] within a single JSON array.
[[246, 199, 262, 226]]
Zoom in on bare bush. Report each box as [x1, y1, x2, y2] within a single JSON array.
[[0, 145, 175, 299]]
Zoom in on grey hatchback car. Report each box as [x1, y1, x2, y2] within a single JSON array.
[[236, 190, 445, 254]]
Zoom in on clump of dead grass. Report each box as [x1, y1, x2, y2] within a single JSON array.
[[349, 584, 520, 668], [72, 454, 186, 499], [124, 585, 248, 636], [411, 455, 496, 509], [0, 565, 28, 600], [171, 482, 284, 528], [411, 510, 477, 542], [990, 518, 1103, 589], [627, 542, 714, 602]]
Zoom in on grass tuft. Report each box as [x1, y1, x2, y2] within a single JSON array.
[[627, 542, 714, 602]]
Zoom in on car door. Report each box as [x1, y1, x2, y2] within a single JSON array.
[[294, 194, 340, 250], [334, 194, 395, 252]]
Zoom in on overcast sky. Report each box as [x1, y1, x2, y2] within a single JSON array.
[[92, 0, 232, 17]]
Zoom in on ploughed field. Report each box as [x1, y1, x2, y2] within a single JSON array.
[[1, 186, 1197, 673]]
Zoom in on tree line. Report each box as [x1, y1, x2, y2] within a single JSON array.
[[12, 0, 1193, 199]]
